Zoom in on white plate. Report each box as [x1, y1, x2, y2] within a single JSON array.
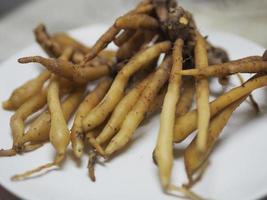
[[0, 25, 267, 200]]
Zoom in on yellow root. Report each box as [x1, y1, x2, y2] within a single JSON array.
[[236, 73, 259, 113]]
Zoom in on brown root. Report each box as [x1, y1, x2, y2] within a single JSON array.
[[87, 150, 97, 182], [34, 24, 62, 57], [115, 14, 159, 30], [18, 56, 111, 84]]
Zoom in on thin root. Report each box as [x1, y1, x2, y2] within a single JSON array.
[[11, 154, 64, 181], [0, 143, 43, 157], [11, 162, 57, 181], [183, 160, 210, 189], [0, 149, 17, 157], [236, 73, 260, 113], [88, 150, 97, 182], [168, 184, 205, 200]]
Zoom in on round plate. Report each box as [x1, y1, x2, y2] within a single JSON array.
[[0, 25, 267, 200]]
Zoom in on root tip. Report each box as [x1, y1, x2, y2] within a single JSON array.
[[161, 176, 170, 192], [18, 56, 40, 64], [0, 148, 17, 157], [104, 148, 113, 157], [2, 101, 14, 110], [18, 57, 28, 63], [11, 175, 20, 181], [73, 151, 83, 160]]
